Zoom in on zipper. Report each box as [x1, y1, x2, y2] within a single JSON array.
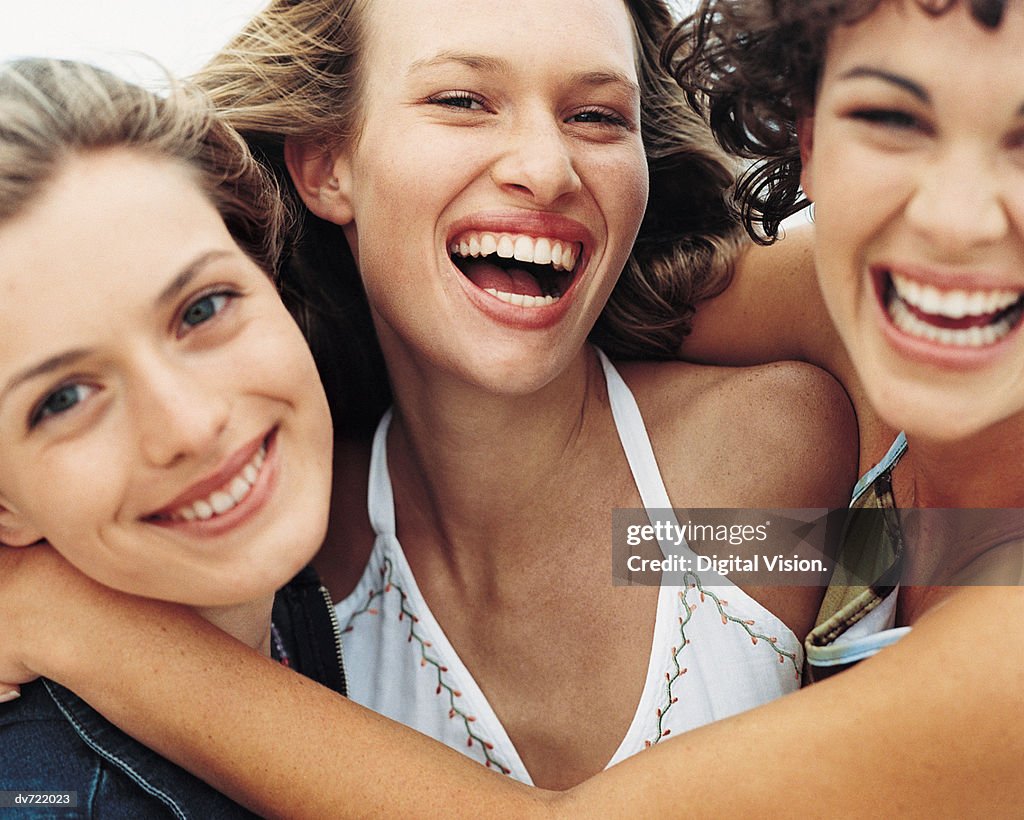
[[319, 582, 349, 698]]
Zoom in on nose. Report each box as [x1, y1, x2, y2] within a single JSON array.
[[135, 357, 230, 469], [904, 145, 1009, 253], [489, 107, 582, 205]]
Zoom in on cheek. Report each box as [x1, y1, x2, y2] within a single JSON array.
[[588, 146, 649, 247]]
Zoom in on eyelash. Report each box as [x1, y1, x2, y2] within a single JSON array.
[[427, 91, 487, 111], [850, 108, 924, 131], [569, 107, 630, 129]]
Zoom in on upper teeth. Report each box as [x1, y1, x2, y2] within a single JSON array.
[[172, 444, 266, 522], [889, 298, 1021, 347], [892, 273, 1020, 318], [449, 232, 579, 272]]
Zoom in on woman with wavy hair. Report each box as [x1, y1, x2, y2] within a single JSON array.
[[0, 0, 859, 800]]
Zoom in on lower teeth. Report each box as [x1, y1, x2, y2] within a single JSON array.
[[888, 296, 1021, 347], [484, 288, 560, 307]]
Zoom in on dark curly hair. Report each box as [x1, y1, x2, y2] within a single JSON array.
[[666, 0, 1009, 243]]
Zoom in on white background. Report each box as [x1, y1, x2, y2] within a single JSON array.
[[0, 1, 696, 83], [0, 0, 271, 83]]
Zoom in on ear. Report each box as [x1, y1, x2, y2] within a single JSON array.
[[797, 116, 815, 201], [0, 500, 43, 548], [284, 137, 355, 226]]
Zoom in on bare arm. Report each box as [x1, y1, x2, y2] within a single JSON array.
[[564, 586, 1024, 817], [6, 544, 1022, 817], [685, 224, 841, 370], [686, 224, 896, 468], [3, 545, 546, 819]]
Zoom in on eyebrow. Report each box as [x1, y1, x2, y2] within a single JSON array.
[[838, 67, 930, 104], [1, 249, 233, 407], [407, 50, 640, 95], [156, 249, 233, 307]]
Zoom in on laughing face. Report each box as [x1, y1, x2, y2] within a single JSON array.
[[0, 151, 333, 607], [802, 1, 1024, 443], [295, 0, 649, 395]]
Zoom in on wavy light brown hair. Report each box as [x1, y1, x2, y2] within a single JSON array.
[[196, 0, 746, 433], [0, 59, 287, 277], [667, 0, 1009, 243]]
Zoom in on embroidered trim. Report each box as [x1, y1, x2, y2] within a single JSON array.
[[269, 622, 291, 668], [342, 557, 512, 775], [646, 573, 800, 748]]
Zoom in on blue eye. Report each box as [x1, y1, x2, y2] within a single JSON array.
[[30, 383, 95, 427], [180, 292, 231, 330]]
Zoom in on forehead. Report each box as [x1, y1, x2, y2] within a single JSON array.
[[0, 151, 230, 363], [361, 0, 639, 81], [825, 1, 1024, 80]]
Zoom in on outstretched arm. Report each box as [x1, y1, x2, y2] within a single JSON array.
[[684, 224, 840, 369], [684, 224, 896, 467], [1, 545, 545, 817], [6, 545, 1022, 817]]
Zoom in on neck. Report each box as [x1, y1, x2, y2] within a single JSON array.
[[194, 595, 276, 657], [384, 344, 607, 571], [901, 413, 1024, 508], [895, 414, 1024, 588]]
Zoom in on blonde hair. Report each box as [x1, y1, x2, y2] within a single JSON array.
[[197, 0, 744, 429], [0, 58, 287, 277]]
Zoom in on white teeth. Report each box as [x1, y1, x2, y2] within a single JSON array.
[[889, 296, 1020, 347], [210, 491, 235, 515], [534, 237, 552, 265], [483, 287, 560, 308], [891, 273, 1020, 319], [513, 235, 534, 262], [229, 476, 251, 503], [449, 231, 580, 273], [167, 443, 267, 523]]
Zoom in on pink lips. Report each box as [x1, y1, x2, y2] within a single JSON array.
[[446, 210, 593, 329], [871, 265, 1024, 369], [146, 429, 278, 535]]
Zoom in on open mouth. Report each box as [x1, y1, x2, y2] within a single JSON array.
[[448, 231, 582, 308], [881, 271, 1024, 348]]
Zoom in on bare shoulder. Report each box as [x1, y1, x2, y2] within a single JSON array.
[[617, 358, 858, 509]]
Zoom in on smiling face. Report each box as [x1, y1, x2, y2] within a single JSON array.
[[802, 0, 1024, 443], [0, 150, 333, 607], [295, 0, 648, 395]]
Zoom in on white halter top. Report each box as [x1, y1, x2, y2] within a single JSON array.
[[335, 351, 802, 783]]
